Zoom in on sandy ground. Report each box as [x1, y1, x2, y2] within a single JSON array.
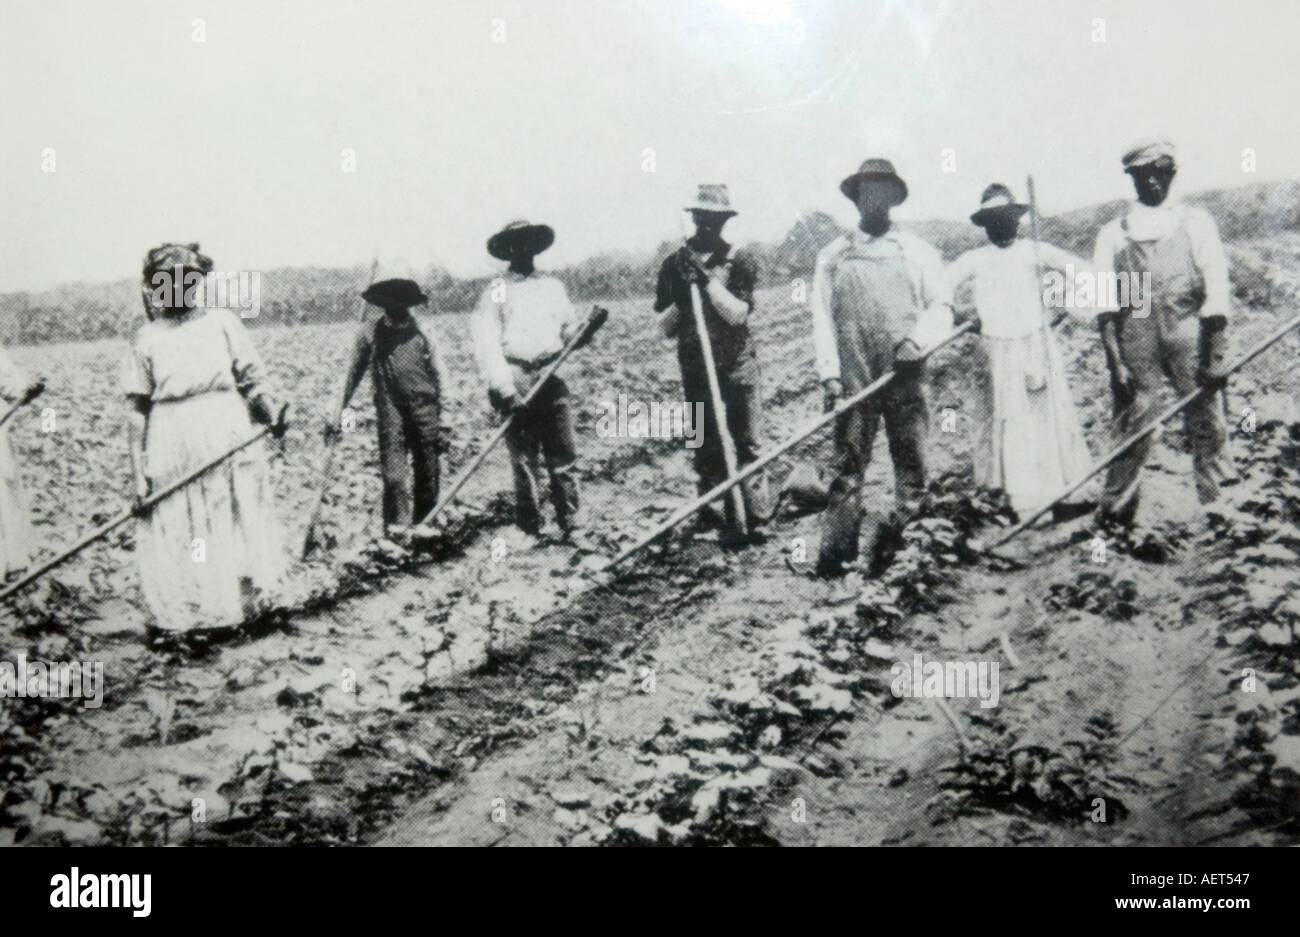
[[4, 258, 1299, 846]]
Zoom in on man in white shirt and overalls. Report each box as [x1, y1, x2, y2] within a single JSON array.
[[809, 158, 958, 577], [1092, 138, 1234, 526]]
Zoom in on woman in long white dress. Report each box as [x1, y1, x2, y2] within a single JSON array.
[[0, 344, 41, 579], [125, 243, 289, 633], [946, 185, 1094, 518]]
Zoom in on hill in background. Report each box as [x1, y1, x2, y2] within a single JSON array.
[[2, 179, 1295, 345]]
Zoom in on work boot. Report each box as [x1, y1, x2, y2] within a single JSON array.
[[744, 518, 769, 546], [698, 503, 728, 531], [777, 461, 829, 518], [1051, 500, 1096, 524], [815, 477, 863, 576], [1093, 502, 1136, 531], [861, 510, 906, 577], [717, 523, 750, 550]]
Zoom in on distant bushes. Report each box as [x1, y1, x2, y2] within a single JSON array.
[[3, 181, 1295, 347]]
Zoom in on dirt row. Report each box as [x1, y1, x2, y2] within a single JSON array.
[[2, 288, 841, 845], [5, 287, 1299, 847], [369, 308, 1300, 848]]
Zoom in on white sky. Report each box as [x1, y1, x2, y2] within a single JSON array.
[[2, 0, 1297, 291]]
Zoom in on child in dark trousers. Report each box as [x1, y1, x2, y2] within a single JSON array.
[[329, 278, 450, 534]]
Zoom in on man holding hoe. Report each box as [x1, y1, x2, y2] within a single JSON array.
[[471, 220, 607, 548], [653, 183, 765, 545], [1091, 137, 1235, 527]]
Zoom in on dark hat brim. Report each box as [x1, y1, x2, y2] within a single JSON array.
[[487, 224, 555, 261], [840, 171, 907, 206], [361, 280, 429, 308], [685, 206, 738, 218], [970, 203, 1030, 227]]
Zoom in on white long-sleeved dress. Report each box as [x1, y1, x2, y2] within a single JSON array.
[[0, 343, 33, 578], [123, 308, 286, 631], [946, 239, 1094, 515]]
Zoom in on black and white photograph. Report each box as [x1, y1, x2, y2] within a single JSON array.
[[0, 0, 1297, 910]]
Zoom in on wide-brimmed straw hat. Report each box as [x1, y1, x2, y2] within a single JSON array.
[[840, 158, 908, 206], [970, 183, 1030, 227], [487, 220, 555, 261], [684, 183, 737, 217], [362, 278, 428, 309]]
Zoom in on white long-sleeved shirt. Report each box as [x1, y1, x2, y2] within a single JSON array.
[[810, 228, 952, 382], [946, 238, 1090, 339], [1091, 201, 1231, 318], [470, 271, 579, 397]]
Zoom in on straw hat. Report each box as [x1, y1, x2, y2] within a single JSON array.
[[361, 278, 428, 308], [487, 220, 555, 261], [839, 158, 908, 206], [970, 183, 1030, 227], [684, 183, 737, 216]]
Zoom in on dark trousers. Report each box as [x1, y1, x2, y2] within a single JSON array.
[[817, 371, 927, 574], [375, 392, 442, 528], [505, 373, 579, 534], [681, 366, 764, 529]]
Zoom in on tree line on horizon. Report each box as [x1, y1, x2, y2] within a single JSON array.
[[1, 179, 1295, 346]]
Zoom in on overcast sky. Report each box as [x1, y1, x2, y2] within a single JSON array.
[[2, 0, 1297, 291]]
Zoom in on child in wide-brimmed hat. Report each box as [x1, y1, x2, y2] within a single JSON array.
[[330, 277, 450, 536]]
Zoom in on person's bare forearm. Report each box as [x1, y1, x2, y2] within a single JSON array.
[[659, 304, 682, 338], [125, 400, 149, 497], [336, 358, 366, 416], [1099, 316, 1124, 372], [704, 278, 749, 325], [1098, 314, 1135, 392], [332, 330, 372, 421]]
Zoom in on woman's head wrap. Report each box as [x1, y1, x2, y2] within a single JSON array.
[[142, 242, 213, 279], [140, 243, 214, 319]]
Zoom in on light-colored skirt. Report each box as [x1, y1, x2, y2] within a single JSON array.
[[0, 431, 32, 578], [137, 391, 286, 631], [975, 329, 1093, 516]]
